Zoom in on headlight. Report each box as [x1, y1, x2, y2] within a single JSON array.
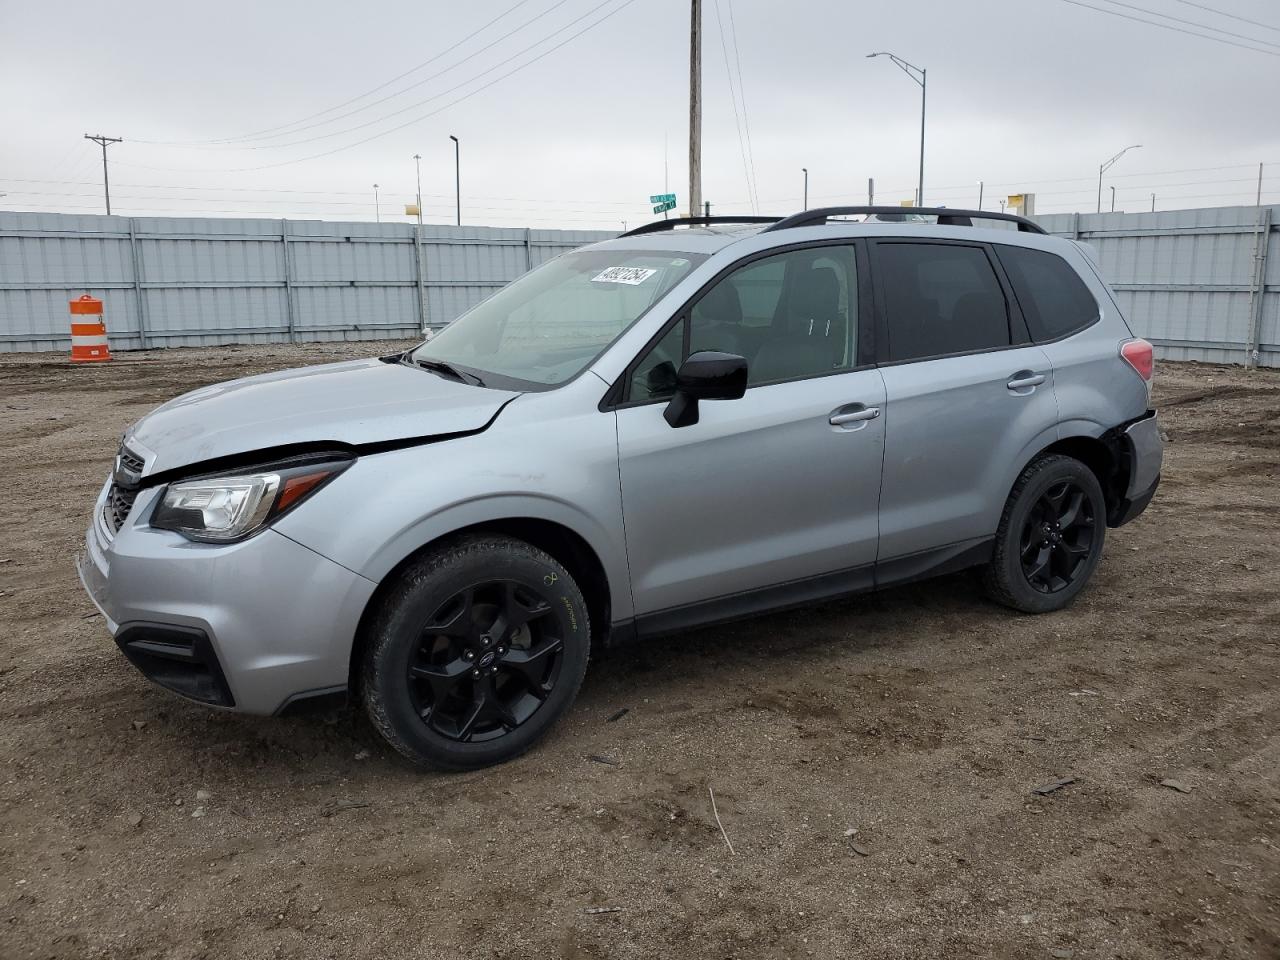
[[151, 457, 352, 543]]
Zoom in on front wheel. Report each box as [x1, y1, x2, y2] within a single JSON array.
[[361, 535, 590, 769], [984, 455, 1106, 614]]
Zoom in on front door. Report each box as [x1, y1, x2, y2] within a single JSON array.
[[613, 243, 887, 626]]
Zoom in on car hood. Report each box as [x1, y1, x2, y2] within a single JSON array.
[[126, 357, 518, 475]]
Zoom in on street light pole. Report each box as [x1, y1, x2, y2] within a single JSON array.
[[373, 183, 380, 223], [1111, 185, 1117, 213], [449, 135, 461, 226], [802, 167, 808, 210], [977, 180, 984, 210], [1097, 144, 1141, 214], [867, 53, 926, 207]]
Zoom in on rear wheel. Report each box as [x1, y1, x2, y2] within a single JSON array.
[[361, 535, 590, 769], [984, 455, 1106, 613]]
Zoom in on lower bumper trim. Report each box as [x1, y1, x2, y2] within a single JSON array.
[[115, 622, 235, 707], [1110, 474, 1159, 527], [273, 685, 349, 717]]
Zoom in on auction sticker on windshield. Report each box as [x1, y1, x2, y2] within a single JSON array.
[[592, 266, 657, 285]]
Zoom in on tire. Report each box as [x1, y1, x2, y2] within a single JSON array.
[[361, 534, 590, 770], [984, 454, 1107, 614]]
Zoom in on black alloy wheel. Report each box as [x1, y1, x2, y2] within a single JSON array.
[[984, 454, 1107, 614], [1018, 479, 1097, 594], [362, 534, 590, 770], [408, 580, 564, 742]]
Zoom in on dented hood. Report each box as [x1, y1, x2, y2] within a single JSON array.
[[126, 357, 518, 475]]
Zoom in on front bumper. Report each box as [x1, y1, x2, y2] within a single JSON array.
[[78, 478, 377, 715]]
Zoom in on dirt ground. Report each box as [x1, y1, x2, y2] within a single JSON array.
[[1, 342, 1278, 960]]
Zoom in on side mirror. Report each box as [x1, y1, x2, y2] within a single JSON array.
[[663, 350, 748, 428]]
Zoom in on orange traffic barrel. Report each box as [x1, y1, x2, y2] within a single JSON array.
[[69, 295, 112, 363]]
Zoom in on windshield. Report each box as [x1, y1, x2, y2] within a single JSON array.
[[409, 249, 705, 387]]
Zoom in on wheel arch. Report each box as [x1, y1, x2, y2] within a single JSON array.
[[347, 516, 617, 698], [1014, 426, 1129, 523]]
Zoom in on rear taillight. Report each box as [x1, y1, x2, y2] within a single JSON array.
[[1120, 338, 1154, 382]]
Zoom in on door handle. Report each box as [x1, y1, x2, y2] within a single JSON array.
[[1007, 373, 1046, 391], [829, 406, 881, 426]]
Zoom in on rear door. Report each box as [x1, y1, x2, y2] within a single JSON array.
[[871, 238, 1058, 560]]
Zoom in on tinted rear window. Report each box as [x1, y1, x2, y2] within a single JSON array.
[[877, 242, 1011, 362], [997, 245, 1099, 342]]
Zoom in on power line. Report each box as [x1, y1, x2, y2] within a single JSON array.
[[1052, 0, 1280, 56], [0, 200, 637, 224], [712, 0, 755, 213], [243, 0, 618, 152], [1169, 0, 1280, 33], [716, 165, 1279, 208], [142, 0, 541, 145], [725, 0, 760, 214], [129, 0, 642, 174], [1093, 0, 1280, 49], [1, 189, 658, 215], [0, 177, 647, 206], [167, 0, 579, 148]]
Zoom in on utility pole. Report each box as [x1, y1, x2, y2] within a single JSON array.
[[802, 168, 808, 210], [688, 0, 702, 219], [373, 183, 380, 223], [412, 154, 424, 225], [664, 132, 670, 219], [1258, 162, 1265, 206], [868, 177, 875, 205], [1151, 192, 1155, 213], [1111, 185, 1116, 213], [84, 134, 122, 215], [704, 200, 711, 217], [977, 180, 984, 210], [449, 135, 461, 226]]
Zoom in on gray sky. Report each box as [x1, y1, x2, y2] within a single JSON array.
[[2, 0, 1278, 227]]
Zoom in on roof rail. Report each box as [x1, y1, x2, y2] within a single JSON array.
[[763, 206, 1047, 235], [620, 215, 782, 237]]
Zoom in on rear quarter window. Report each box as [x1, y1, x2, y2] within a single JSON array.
[[997, 245, 1100, 342]]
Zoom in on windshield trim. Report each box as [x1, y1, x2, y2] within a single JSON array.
[[407, 248, 709, 393]]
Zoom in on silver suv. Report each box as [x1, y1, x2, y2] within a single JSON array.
[[78, 207, 1162, 770]]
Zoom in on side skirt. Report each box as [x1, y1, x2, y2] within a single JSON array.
[[613, 536, 994, 644]]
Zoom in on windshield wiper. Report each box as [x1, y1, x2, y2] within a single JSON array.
[[409, 356, 485, 387]]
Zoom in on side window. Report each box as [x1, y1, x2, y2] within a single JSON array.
[[689, 245, 857, 386], [629, 318, 685, 402], [877, 243, 1011, 362], [997, 245, 1100, 342]]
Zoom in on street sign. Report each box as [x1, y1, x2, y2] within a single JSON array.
[[653, 200, 677, 214], [649, 193, 676, 204]]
